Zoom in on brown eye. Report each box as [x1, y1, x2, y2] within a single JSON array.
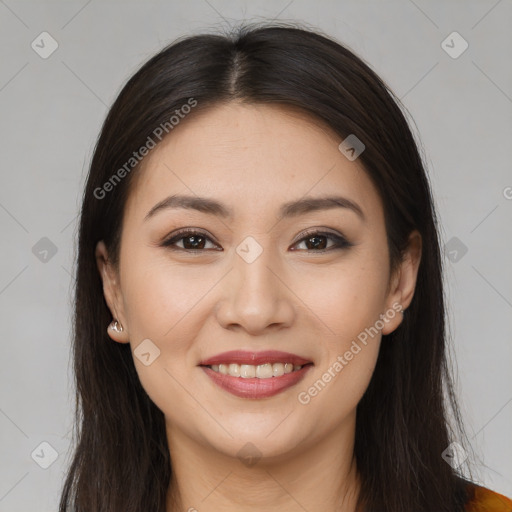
[[162, 229, 220, 252], [291, 231, 352, 252]]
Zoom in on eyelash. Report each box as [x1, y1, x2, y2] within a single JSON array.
[[161, 228, 353, 253]]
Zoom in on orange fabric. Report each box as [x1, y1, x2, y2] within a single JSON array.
[[465, 485, 512, 511]]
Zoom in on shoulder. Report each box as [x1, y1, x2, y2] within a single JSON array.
[[465, 483, 512, 512]]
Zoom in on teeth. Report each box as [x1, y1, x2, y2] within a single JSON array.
[[229, 363, 240, 377], [257, 363, 273, 379], [273, 363, 284, 377], [240, 364, 255, 378], [209, 362, 305, 378]]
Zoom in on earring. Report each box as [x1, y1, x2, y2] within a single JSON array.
[[109, 319, 124, 333]]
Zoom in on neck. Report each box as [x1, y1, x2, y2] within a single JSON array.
[[165, 415, 361, 512]]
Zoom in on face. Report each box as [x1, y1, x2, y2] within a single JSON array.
[[96, 102, 421, 463]]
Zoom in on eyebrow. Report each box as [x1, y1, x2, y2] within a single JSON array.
[[144, 194, 365, 222]]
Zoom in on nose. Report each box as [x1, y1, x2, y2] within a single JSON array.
[[214, 241, 296, 335]]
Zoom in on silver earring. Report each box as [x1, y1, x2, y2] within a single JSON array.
[[110, 319, 124, 333]]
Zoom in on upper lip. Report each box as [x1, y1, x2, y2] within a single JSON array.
[[199, 350, 313, 367]]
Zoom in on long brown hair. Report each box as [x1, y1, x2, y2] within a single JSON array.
[[60, 22, 473, 511]]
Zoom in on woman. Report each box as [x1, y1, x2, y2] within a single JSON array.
[[59, 23, 512, 511]]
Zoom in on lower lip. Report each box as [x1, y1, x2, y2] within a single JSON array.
[[201, 364, 313, 399]]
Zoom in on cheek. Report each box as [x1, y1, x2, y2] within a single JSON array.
[[119, 257, 209, 425], [121, 250, 215, 342], [118, 249, 209, 396], [291, 256, 390, 339], [292, 254, 386, 413], [297, 330, 382, 417]]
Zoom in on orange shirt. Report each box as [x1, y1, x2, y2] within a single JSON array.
[[465, 485, 512, 511]]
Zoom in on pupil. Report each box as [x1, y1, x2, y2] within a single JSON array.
[[184, 235, 204, 249], [307, 236, 326, 250]]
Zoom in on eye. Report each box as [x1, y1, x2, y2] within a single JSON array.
[[291, 230, 352, 252], [161, 229, 220, 252]]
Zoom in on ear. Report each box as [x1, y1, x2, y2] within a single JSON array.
[[381, 230, 422, 335], [95, 240, 130, 343]]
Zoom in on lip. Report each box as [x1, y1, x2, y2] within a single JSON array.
[[201, 364, 313, 399], [198, 350, 312, 367]]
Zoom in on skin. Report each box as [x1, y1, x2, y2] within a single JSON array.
[[96, 102, 422, 512]]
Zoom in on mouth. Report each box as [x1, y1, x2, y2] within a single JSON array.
[[198, 350, 314, 399]]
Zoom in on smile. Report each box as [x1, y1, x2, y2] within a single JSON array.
[[199, 350, 314, 399]]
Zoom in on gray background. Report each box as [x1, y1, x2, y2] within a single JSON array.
[[0, 0, 511, 510]]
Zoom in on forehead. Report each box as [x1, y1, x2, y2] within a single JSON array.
[[124, 102, 384, 225]]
